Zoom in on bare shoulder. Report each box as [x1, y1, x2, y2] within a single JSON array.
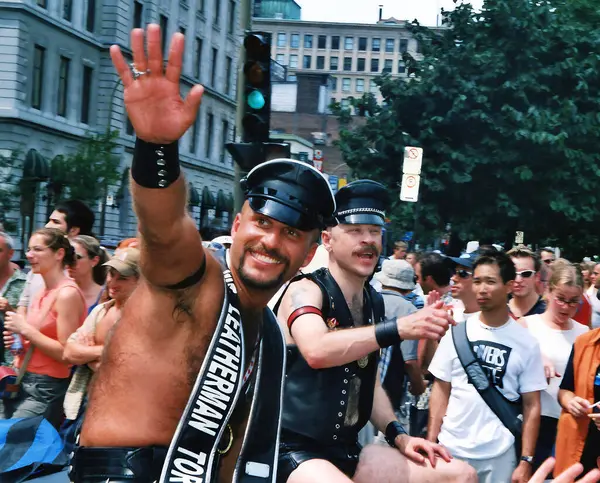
[[279, 277, 323, 320], [56, 285, 83, 304]]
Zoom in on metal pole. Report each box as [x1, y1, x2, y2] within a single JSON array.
[[233, 0, 253, 213]]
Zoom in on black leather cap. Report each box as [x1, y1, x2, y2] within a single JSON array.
[[334, 179, 388, 226], [241, 159, 336, 231]]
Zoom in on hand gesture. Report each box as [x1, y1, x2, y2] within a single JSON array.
[[5, 311, 29, 337], [110, 25, 204, 144], [426, 290, 441, 307], [530, 458, 600, 483], [543, 355, 561, 383], [397, 301, 454, 341], [395, 434, 452, 467], [0, 297, 11, 312], [567, 396, 591, 418]]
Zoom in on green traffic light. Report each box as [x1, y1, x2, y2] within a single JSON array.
[[247, 90, 266, 110]]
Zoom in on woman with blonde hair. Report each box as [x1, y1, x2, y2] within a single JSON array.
[[521, 259, 588, 469], [69, 235, 109, 314], [1, 228, 86, 427]]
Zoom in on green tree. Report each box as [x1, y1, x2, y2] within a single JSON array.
[[0, 151, 19, 232], [335, 0, 600, 257]]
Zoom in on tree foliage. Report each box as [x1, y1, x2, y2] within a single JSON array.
[[334, 0, 600, 257], [0, 151, 19, 232]]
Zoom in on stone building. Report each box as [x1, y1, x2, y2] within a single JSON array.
[[0, 0, 241, 255]]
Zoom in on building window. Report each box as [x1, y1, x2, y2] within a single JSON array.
[[179, 26, 186, 37], [304, 34, 313, 49], [331, 76, 337, 92], [63, 0, 73, 21], [190, 115, 199, 153], [316, 56, 325, 69], [331, 36, 340, 50], [370, 79, 377, 93], [415, 41, 421, 54], [370, 58, 379, 72], [341, 98, 350, 109], [372, 37, 380, 52], [344, 36, 353, 50], [342, 78, 351, 92], [288, 74, 297, 82], [329, 56, 338, 70], [228, 0, 236, 35], [57, 56, 70, 117], [225, 56, 232, 95], [133, 1, 144, 28], [81, 65, 93, 124], [399, 38, 408, 53], [358, 37, 367, 51], [198, 0, 204, 14], [36, 0, 46, 8], [398, 61, 406, 74], [211, 47, 218, 86], [303, 55, 311, 69], [276, 53, 285, 65], [160, 15, 168, 55], [213, 0, 220, 25], [357, 58, 365, 72], [289, 54, 298, 68], [318, 35, 327, 49], [385, 38, 395, 53], [356, 79, 364, 93], [31, 45, 45, 110], [221, 120, 229, 163], [383, 59, 392, 73], [343, 57, 352, 71], [291, 33, 299, 48], [194, 37, 203, 79], [205, 113, 214, 158], [86, 0, 96, 32], [277, 33, 286, 47]]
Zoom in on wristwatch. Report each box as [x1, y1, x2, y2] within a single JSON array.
[[520, 456, 534, 465]]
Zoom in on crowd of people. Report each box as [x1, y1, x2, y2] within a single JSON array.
[[1, 23, 600, 483]]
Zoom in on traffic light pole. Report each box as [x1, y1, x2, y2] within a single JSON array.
[[233, 0, 253, 213]]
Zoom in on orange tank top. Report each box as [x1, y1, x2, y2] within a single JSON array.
[[17, 279, 86, 379]]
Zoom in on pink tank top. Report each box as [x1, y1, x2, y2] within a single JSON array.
[[17, 279, 86, 379]]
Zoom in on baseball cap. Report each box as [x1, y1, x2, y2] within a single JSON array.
[[374, 259, 416, 290], [241, 159, 336, 231], [448, 250, 481, 269], [103, 247, 140, 277]]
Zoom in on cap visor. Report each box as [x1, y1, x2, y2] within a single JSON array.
[[448, 257, 473, 268], [103, 260, 136, 277], [249, 197, 317, 231], [337, 213, 385, 226]]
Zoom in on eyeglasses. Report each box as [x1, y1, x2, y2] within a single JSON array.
[[554, 296, 580, 307], [455, 269, 472, 279], [515, 270, 536, 278]]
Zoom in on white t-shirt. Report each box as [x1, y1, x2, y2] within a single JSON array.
[[429, 315, 547, 460], [523, 315, 588, 419], [449, 298, 478, 323]]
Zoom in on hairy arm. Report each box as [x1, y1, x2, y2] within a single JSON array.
[[25, 288, 84, 362], [427, 378, 450, 442], [63, 306, 105, 365], [278, 279, 381, 369]]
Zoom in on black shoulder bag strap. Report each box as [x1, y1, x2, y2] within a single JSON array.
[[451, 323, 523, 440]]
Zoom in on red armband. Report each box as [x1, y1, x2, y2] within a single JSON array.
[[287, 306, 322, 331]]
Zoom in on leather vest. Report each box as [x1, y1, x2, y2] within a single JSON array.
[[281, 268, 385, 445]]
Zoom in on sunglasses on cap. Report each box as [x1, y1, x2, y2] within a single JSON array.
[[516, 270, 536, 278], [455, 269, 472, 279]]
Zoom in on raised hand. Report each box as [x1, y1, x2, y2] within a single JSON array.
[[109, 25, 204, 144], [397, 300, 455, 341], [530, 458, 600, 483]]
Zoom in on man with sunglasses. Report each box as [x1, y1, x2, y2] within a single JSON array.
[[448, 252, 481, 323], [539, 248, 556, 266], [506, 247, 546, 318]]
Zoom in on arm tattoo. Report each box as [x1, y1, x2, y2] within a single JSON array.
[[290, 283, 311, 312]]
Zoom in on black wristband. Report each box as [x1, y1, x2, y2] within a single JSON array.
[[131, 138, 180, 188], [375, 320, 402, 348], [385, 421, 407, 447]]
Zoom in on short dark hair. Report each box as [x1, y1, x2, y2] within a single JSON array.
[[54, 200, 94, 235], [473, 249, 516, 284], [418, 252, 451, 287], [506, 246, 541, 272]]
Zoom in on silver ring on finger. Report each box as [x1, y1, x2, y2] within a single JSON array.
[[130, 63, 150, 80]]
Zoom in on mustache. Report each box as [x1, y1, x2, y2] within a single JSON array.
[[353, 244, 379, 256], [244, 243, 289, 264]]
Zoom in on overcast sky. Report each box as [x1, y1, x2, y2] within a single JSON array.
[[296, 0, 484, 27]]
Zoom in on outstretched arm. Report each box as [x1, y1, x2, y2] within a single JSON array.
[[110, 25, 208, 287]]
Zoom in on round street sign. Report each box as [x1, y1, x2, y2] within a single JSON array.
[[406, 175, 417, 188]]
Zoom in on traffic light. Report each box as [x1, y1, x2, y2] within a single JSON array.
[[242, 32, 271, 143]]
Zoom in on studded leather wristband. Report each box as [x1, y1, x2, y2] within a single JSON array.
[[385, 421, 407, 447], [131, 138, 180, 189], [375, 320, 402, 348]]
